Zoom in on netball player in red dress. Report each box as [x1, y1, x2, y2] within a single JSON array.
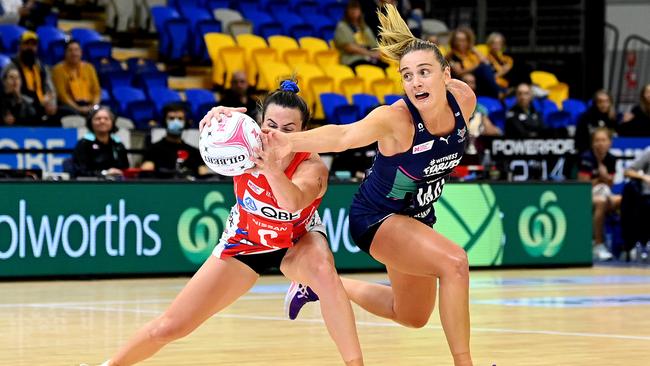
[[100, 81, 363, 366]]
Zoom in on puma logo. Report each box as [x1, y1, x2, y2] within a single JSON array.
[[439, 136, 449, 144]]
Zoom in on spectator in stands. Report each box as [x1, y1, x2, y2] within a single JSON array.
[[1, 63, 40, 125], [218, 71, 258, 121], [574, 89, 618, 153], [7, 30, 58, 124], [51, 40, 101, 116], [578, 128, 620, 261], [618, 83, 650, 137], [140, 103, 207, 178], [71, 106, 129, 177], [462, 73, 501, 155], [486, 32, 513, 89], [505, 83, 546, 138], [334, 0, 388, 71], [622, 149, 650, 257], [446, 26, 502, 98]]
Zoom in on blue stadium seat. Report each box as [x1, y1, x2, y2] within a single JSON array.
[[0, 24, 26, 54], [185, 88, 218, 124], [0, 54, 12, 69], [179, 6, 213, 59], [264, 0, 290, 13], [135, 70, 168, 93], [36, 26, 66, 65], [504, 95, 516, 110], [273, 12, 307, 37], [69, 28, 102, 46], [318, 24, 336, 41], [259, 22, 284, 38], [195, 20, 222, 61], [151, 6, 181, 58], [148, 87, 182, 117], [164, 19, 190, 61], [84, 40, 112, 63], [335, 105, 360, 124], [545, 110, 572, 129], [477, 96, 503, 113], [126, 57, 158, 74], [562, 98, 587, 125], [112, 86, 156, 129], [323, 2, 346, 21], [321, 92, 360, 124], [488, 110, 506, 131], [532, 97, 559, 121], [294, 1, 318, 17], [384, 94, 402, 105], [352, 93, 380, 116], [243, 10, 280, 36], [302, 14, 335, 34], [236, 0, 259, 14], [102, 70, 133, 93], [206, 0, 231, 11]]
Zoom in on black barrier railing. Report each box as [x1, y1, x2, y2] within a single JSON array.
[[605, 22, 619, 93], [616, 34, 650, 110]]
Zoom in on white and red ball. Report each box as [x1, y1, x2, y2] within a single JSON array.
[[199, 112, 261, 176]]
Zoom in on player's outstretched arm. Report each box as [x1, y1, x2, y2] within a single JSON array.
[[267, 105, 398, 157]]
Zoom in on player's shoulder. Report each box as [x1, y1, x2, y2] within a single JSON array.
[[447, 79, 477, 117], [367, 101, 413, 130]]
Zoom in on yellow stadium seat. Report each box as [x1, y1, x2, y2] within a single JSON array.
[[355, 64, 387, 91], [284, 48, 310, 68], [268, 35, 299, 62], [252, 48, 278, 90], [475, 44, 488, 57], [258, 61, 293, 92], [313, 50, 340, 68], [530, 70, 560, 90], [340, 77, 365, 102], [323, 64, 356, 93], [204, 32, 236, 86], [437, 44, 449, 57], [298, 36, 329, 61], [235, 34, 268, 87], [219, 46, 246, 89], [548, 83, 570, 109], [309, 76, 335, 120], [292, 63, 325, 110], [372, 79, 397, 103]]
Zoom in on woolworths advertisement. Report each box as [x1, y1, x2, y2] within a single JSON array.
[[0, 182, 591, 277]]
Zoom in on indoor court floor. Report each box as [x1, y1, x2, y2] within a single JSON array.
[[1, 266, 649, 366]]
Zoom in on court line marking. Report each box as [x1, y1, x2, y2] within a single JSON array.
[[14, 302, 650, 342]]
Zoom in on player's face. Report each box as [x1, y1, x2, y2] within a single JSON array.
[[592, 131, 611, 154], [399, 50, 450, 109], [262, 104, 303, 133]]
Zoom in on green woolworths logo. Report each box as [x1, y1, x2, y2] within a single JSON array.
[[177, 192, 230, 264], [518, 191, 567, 258]]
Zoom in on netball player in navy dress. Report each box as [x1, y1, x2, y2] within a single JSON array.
[[259, 6, 476, 365]]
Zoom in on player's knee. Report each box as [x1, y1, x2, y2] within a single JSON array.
[[148, 316, 192, 344], [309, 258, 338, 289], [397, 313, 430, 329], [444, 247, 469, 279]]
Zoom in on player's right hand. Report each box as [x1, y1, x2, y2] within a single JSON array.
[[199, 106, 247, 131]]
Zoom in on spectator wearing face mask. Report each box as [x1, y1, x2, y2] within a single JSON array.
[[140, 103, 207, 178]]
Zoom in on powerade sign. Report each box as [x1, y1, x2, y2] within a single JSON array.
[[0, 182, 591, 278], [0, 127, 77, 173]]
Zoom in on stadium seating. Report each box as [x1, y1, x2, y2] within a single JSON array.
[[219, 46, 246, 88], [251, 48, 279, 90], [258, 61, 292, 91], [309, 76, 335, 120], [0, 24, 26, 55], [292, 63, 325, 109], [320, 92, 359, 124], [340, 78, 365, 102], [562, 98, 587, 125], [0, 54, 11, 69], [353, 93, 381, 116], [204, 32, 236, 86], [298, 36, 329, 61], [371, 79, 397, 103], [384, 94, 403, 105], [184, 88, 218, 125], [148, 87, 182, 118], [36, 26, 66, 65], [283, 48, 309, 67], [355, 64, 387, 92], [268, 35, 299, 62], [322, 64, 356, 94], [545, 110, 573, 129], [235, 33, 268, 87]]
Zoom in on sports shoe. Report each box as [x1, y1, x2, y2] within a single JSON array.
[[593, 243, 613, 261], [284, 282, 319, 320]]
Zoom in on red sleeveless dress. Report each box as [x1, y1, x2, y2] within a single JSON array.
[[213, 152, 323, 258]]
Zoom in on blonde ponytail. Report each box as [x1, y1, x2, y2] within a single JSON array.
[[376, 4, 448, 68]]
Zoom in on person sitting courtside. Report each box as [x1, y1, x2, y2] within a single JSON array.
[[140, 103, 207, 178]]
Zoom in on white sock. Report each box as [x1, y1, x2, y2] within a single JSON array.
[[100, 361, 111, 366]]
